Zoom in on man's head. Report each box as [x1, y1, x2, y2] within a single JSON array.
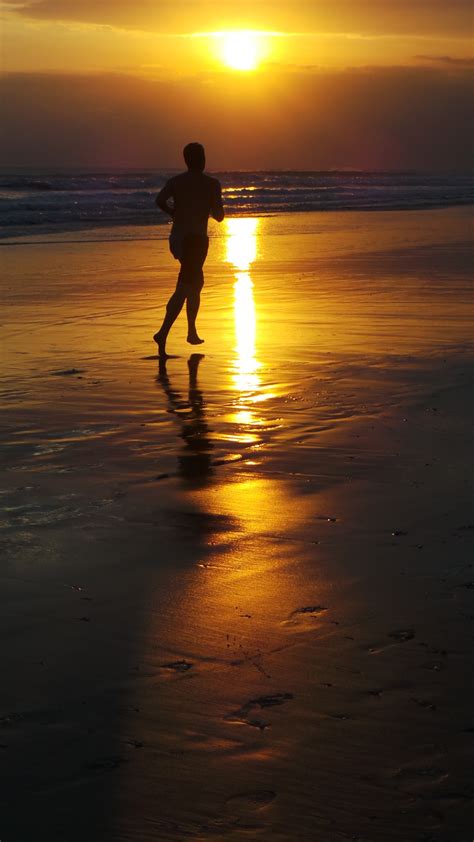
[[183, 142, 205, 172]]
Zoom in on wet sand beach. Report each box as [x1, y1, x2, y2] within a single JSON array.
[[1, 208, 473, 841]]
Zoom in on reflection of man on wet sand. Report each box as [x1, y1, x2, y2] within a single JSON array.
[[157, 354, 213, 483], [153, 143, 225, 358]]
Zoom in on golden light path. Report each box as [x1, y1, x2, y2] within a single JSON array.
[[225, 217, 260, 395]]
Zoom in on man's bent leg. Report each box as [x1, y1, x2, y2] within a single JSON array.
[[154, 286, 187, 356], [154, 234, 208, 354]]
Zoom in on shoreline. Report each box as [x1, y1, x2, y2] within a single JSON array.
[[1, 201, 473, 245]]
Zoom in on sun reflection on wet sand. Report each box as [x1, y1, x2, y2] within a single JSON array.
[[225, 218, 260, 395]]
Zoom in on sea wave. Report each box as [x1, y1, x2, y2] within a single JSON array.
[[0, 170, 472, 237]]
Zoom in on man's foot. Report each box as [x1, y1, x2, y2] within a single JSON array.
[[187, 333, 204, 346], [153, 331, 169, 358]]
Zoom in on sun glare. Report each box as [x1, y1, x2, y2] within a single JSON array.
[[220, 31, 261, 71]]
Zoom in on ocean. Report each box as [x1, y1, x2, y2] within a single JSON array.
[[0, 170, 472, 239]]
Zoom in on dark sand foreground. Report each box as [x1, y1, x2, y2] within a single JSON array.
[[1, 209, 473, 841]]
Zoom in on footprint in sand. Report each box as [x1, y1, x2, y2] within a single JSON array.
[[388, 628, 415, 642], [411, 697, 437, 711], [366, 628, 415, 654], [225, 790, 276, 812], [225, 693, 293, 731], [85, 756, 128, 772], [251, 693, 293, 708], [124, 739, 144, 749], [393, 764, 449, 789], [283, 605, 328, 628], [160, 660, 194, 673]]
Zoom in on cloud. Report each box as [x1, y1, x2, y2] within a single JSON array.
[[1, 65, 472, 170], [4, 0, 474, 36], [415, 54, 474, 68]]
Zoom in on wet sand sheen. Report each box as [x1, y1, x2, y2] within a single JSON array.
[[0, 208, 473, 841]]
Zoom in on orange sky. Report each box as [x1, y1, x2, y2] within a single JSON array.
[[1, 0, 473, 168]]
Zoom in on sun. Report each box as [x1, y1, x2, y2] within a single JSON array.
[[220, 31, 261, 71]]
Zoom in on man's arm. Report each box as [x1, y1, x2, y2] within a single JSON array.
[[155, 179, 174, 218], [210, 179, 224, 222]]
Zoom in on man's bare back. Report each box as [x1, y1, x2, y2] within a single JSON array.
[[158, 170, 223, 260]]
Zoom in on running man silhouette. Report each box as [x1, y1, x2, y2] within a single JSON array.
[[153, 143, 225, 357]]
